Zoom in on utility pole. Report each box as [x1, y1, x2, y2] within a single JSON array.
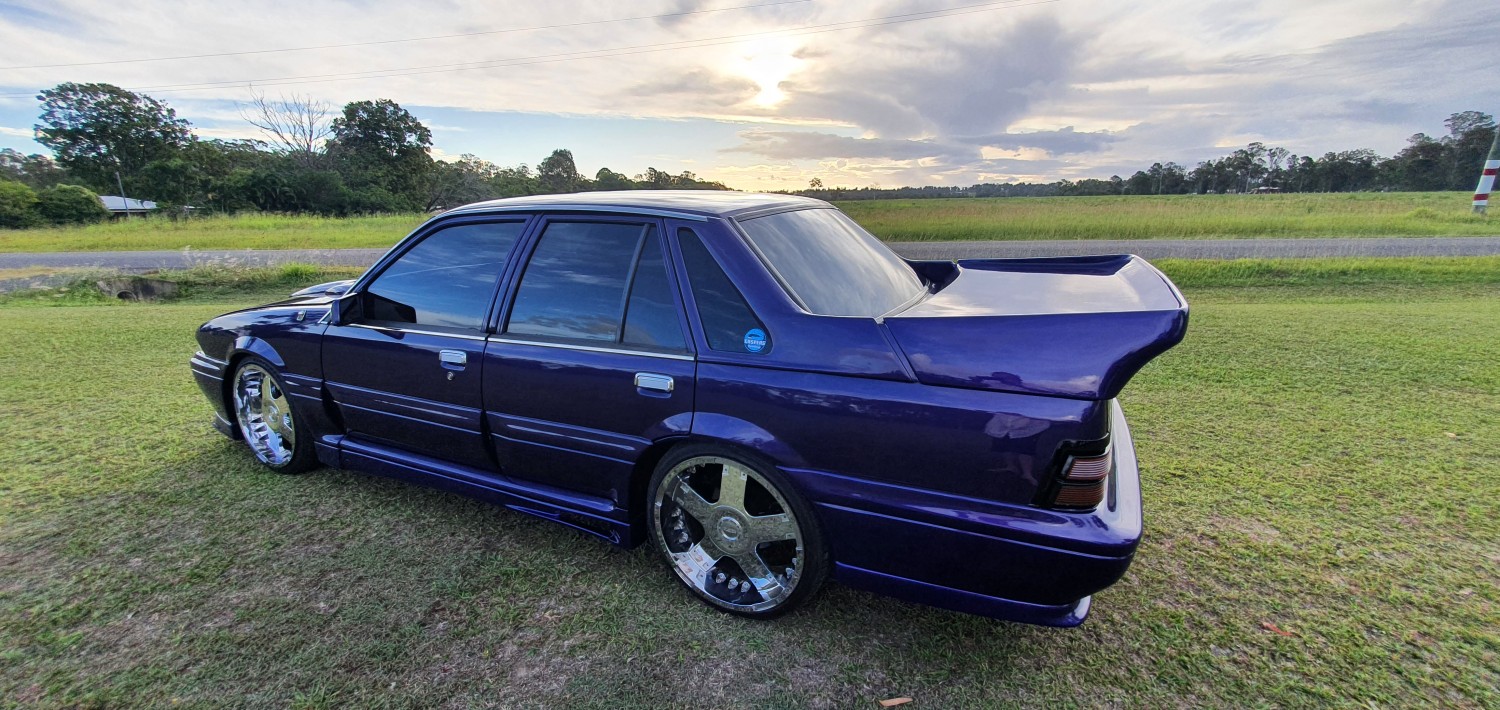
[[1474, 124, 1500, 214], [115, 170, 131, 220]]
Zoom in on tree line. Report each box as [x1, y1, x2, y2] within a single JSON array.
[[797, 111, 1498, 201], [0, 82, 729, 228]]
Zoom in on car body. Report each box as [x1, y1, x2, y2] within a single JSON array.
[[191, 191, 1188, 626]]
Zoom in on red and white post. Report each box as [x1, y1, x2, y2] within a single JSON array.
[[1474, 125, 1500, 214]]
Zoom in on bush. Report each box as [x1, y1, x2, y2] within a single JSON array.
[[0, 179, 41, 228], [36, 184, 110, 225]]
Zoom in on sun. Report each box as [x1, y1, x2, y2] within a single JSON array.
[[734, 37, 803, 108]]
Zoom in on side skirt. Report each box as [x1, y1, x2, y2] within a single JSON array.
[[331, 438, 641, 547]]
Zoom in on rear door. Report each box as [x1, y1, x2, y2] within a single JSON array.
[[483, 215, 696, 502], [322, 217, 529, 470]]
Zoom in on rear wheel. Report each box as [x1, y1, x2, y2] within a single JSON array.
[[648, 445, 828, 618], [231, 358, 316, 474]]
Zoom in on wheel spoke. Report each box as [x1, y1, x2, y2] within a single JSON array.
[[717, 464, 748, 511], [747, 513, 798, 544], [669, 483, 713, 523], [733, 550, 784, 598]]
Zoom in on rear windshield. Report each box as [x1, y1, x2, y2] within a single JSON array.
[[736, 208, 925, 317]]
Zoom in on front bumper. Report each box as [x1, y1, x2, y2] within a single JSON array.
[[792, 400, 1143, 627], [190, 351, 238, 439]]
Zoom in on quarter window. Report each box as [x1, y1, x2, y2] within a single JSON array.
[[677, 228, 768, 353], [361, 221, 524, 331]]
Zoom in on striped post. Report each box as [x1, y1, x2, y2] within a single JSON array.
[[1475, 125, 1500, 214]]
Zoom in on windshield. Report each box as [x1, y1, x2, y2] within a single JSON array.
[[736, 208, 925, 317]]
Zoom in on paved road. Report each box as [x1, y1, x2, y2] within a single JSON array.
[[3, 236, 1498, 291]]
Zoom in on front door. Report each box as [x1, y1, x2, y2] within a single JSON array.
[[484, 217, 696, 503], [322, 218, 529, 470]]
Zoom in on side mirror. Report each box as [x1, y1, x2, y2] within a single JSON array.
[[328, 292, 359, 326]]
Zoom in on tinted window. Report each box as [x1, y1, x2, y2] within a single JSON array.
[[507, 222, 647, 342], [622, 234, 687, 351], [737, 208, 924, 317], [362, 221, 523, 331], [678, 228, 767, 353]]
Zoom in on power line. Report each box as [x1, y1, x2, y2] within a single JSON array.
[[0, 0, 1059, 98], [0, 0, 813, 70]]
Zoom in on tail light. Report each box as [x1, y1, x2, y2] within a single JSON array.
[[1037, 436, 1113, 511]]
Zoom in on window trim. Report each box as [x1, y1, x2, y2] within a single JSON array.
[[496, 214, 694, 356], [349, 216, 533, 335]]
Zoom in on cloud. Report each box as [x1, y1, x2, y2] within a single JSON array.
[[726, 131, 974, 161], [0, 125, 32, 138], [959, 127, 1120, 155]]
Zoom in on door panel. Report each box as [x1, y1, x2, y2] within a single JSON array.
[[484, 340, 694, 500], [323, 326, 491, 469], [321, 219, 529, 471], [483, 216, 697, 504]]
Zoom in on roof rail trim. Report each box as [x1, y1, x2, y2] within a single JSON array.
[[441, 203, 711, 222]]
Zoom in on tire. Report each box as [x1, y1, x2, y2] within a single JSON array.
[[230, 357, 317, 474], [647, 443, 829, 619]]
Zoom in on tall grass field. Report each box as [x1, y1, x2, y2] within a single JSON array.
[[0, 258, 1496, 707], [0, 192, 1494, 253]]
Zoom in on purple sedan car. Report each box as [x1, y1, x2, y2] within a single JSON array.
[[191, 192, 1187, 625]]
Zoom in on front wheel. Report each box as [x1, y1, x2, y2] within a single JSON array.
[[231, 358, 317, 474], [647, 445, 828, 618]]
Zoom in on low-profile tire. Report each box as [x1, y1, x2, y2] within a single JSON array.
[[230, 357, 317, 474], [647, 443, 829, 619]]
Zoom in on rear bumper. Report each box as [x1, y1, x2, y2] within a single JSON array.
[[793, 400, 1143, 627]]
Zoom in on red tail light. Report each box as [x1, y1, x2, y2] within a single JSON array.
[[1050, 448, 1113, 509]]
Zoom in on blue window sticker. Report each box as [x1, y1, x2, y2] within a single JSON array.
[[743, 328, 768, 353]]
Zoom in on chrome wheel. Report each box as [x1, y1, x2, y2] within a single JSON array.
[[233, 363, 296, 467], [652, 455, 805, 613]]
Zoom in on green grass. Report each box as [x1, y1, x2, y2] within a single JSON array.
[[838, 191, 1500, 241], [0, 263, 365, 307], [0, 212, 428, 253], [1, 260, 1497, 707], [1, 192, 1497, 253]]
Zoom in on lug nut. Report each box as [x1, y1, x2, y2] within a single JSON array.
[[739, 581, 751, 594], [714, 572, 727, 584]]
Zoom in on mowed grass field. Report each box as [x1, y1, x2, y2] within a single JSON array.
[[1, 259, 1498, 708], [0, 192, 1495, 253]]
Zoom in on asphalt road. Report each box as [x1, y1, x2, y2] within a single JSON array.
[[3, 236, 1498, 291]]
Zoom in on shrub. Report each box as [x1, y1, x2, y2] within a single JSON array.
[[36, 184, 111, 225], [0, 179, 41, 228]]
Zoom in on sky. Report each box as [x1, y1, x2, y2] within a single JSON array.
[[0, 0, 1495, 191]]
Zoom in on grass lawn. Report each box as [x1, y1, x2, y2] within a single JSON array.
[[0, 260, 1496, 707], [0, 192, 1496, 253]]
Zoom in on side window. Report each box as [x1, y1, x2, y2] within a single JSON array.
[[622, 234, 688, 351], [507, 221, 660, 344], [677, 228, 768, 354], [362, 221, 524, 332]]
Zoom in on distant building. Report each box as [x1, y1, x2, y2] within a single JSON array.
[[99, 195, 157, 216]]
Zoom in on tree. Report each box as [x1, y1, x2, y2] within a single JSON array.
[[0, 180, 41, 228], [326, 99, 434, 210], [243, 93, 332, 168], [36, 184, 110, 225], [809, 177, 824, 189], [594, 167, 634, 191], [34, 82, 192, 191], [0, 149, 68, 190], [536, 149, 584, 193], [427, 154, 501, 210]]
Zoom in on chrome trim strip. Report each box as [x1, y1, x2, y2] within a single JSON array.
[[443, 203, 711, 222], [346, 323, 488, 341], [488, 337, 696, 361]]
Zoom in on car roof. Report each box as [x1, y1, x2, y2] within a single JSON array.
[[442, 190, 832, 221]]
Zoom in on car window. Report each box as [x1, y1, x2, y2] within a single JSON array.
[[677, 228, 768, 354], [622, 233, 688, 351], [361, 221, 524, 331], [736, 208, 925, 317], [506, 221, 650, 342]]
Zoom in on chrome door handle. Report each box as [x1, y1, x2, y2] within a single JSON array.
[[634, 373, 674, 393], [439, 350, 467, 366]]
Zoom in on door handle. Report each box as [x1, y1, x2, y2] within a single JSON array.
[[439, 350, 467, 367], [634, 373, 674, 393]]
